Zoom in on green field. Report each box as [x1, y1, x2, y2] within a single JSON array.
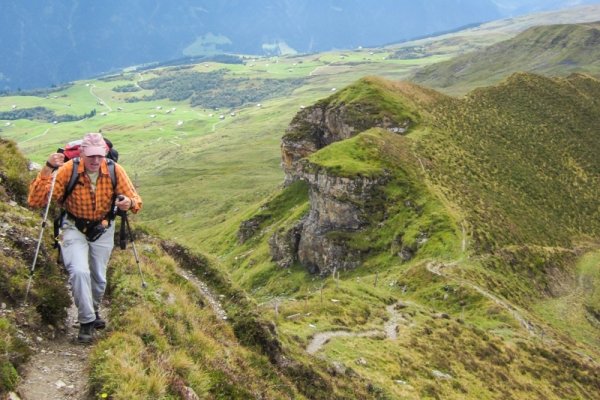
[[0, 50, 451, 252]]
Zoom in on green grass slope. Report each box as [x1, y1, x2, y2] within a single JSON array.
[[411, 22, 600, 95], [217, 73, 600, 398], [0, 139, 381, 399]]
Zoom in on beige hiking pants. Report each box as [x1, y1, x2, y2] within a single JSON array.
[[60, 218, 115, 324]]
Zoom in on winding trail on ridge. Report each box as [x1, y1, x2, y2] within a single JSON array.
[[306, 302, 417, 355], [426, 261, 537, 336]]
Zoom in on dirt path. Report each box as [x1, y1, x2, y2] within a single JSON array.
[[177, 268, 227, 321], [426, 261, 537, 336], [89, 85, 111, 112], [307, 330, 382, 355], [15, 290, 108, 400], [134, 73, 144, 88], [12, 265, 226, 400], [305, 301, 420, 354]]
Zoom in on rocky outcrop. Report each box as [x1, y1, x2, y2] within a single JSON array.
[[268, 220, 304, 268], [297, 168, 388, 276], [237, 215, 269, 245], [281, 99, 411, 186], [268, 161, 389, 276]]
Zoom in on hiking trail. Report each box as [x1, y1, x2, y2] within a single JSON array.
[[14, 290, 107, 400]]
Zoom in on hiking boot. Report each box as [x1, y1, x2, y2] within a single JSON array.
[[77, 322, 94, 344], [94, 312, 106, 330]]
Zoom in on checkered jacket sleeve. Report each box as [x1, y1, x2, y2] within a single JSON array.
[[28, 160, 142, 220]]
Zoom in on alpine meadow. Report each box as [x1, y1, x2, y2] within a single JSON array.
[[2, 4, 600, 400]]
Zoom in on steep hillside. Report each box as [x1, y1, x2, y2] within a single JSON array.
[[410, 22, 600, 95], [223, 73, 600, 398], [0, 140, 382, 399]]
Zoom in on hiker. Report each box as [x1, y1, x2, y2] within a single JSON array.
[[28, 132, 142, 343]]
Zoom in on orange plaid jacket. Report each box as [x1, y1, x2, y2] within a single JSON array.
[[28, 159, 142, 221]]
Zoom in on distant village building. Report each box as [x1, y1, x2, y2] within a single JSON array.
[[5, 122, 11, 127], [11, 105, 16, 109], [53, 121, 58, 124], [54, 96, 58, 99], [172, 107, 176, 111], [209, 114, 214, 117], [156, 106, 162, 110], [150, 115, 156, 118], [85, 84, 90, 87], [66, 103, 71, 106], [289, 69, 293, 72], [177, 121, 183, 126], [256, 104, 262, 107], [166, 110, 171, 114], [230, 112, 236, 117], [101, 112, 107, 116], [219, 115, 225, 119], [99, 101, 104, 105], [117, 107, 122, 111], [300, 105, 305, 109], [331, 88, 337, 91]]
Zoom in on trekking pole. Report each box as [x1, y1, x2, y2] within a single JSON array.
[[25, 170, 58, 304], [118, 196, 147, 288]]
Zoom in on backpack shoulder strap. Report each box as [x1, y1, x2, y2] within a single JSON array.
[[60, 158, 81, 204], [107, 159, 117, 191]]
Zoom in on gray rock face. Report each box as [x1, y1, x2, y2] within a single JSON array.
[[281, 104, 355, 186], [237, 215, 268, 245], [296, 168, 388, 276], [268, 163, 388, 276], [281, 102, 410, 186], [269, 220, 304, 268]]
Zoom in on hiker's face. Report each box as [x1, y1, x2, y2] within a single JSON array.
[[81, 153, 105, 173]]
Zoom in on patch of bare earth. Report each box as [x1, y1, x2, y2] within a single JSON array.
[[14, 289, 108, 400]]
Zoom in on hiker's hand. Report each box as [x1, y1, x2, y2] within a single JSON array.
[[115, 196, 132, 211], [42, 153, 65, 176], [47, 153, 65, 168]]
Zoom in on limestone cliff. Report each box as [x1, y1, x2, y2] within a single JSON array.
[[281, 77, 421, 186], [295, 165, 389, 275]]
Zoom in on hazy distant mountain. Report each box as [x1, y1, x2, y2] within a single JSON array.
[[410, 21, 600, 95], [0, 0, 501, 91], [492, 0, 600, 16]]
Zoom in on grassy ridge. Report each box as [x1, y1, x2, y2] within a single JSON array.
[[419, 72, 600, 250], [91, 235, 382, 399], [217, 73, 600, 397], [411, 22, 600, 95]]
